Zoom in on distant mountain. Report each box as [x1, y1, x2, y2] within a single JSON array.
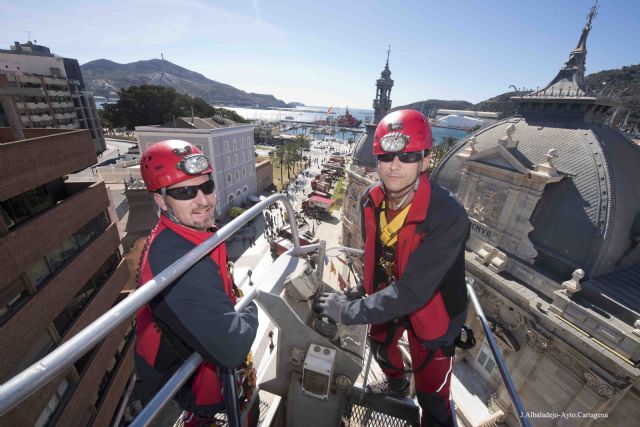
[[474, 65, 640, 124], [586, 64, 640, 125], [81, 58, 295, 108], [398, 65, 639, 126], [392, 99, 473, 115]]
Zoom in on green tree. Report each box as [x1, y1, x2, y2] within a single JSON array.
[[274, 144, 286, 185], [102, 85, 247, 130], [285, 141, 302, 180], [433, 136, 458, 165]]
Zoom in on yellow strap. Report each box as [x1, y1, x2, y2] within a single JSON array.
[[379, 201, 412, 247]]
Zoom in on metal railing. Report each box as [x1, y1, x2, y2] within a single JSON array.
[[466, 277, 531, 427], [0, 194, 301, 415], [1, 194, 531, 427]]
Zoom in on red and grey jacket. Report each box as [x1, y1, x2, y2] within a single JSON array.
[[134, 215, 258, 415], [341, 173, 469, 348]]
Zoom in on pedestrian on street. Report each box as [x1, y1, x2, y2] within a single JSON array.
[[135, 140, 259, 426], [313, 111, 470, 427]]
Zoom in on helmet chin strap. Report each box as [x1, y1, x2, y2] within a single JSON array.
[[381, 158, 424, 210]]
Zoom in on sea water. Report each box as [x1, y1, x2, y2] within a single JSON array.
[[220, 105, 471, 144]]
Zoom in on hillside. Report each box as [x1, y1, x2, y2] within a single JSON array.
[[392, 99, 474, 115], [474, 65, 640, 125], [398, 65, 640, 127], [81, 58, 294, 108]]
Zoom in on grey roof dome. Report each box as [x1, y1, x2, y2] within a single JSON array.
[[431, 117, 640, 280], [352, 123, 377, 169]]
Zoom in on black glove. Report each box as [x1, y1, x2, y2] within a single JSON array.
[[313, 292, 348, 323], [343, 284, 365, 301]]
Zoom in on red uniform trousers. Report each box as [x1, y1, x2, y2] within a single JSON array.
[[370, 322, 454, 427]]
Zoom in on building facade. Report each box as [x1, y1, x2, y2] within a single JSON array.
[[0, 128, 133, 426], [431, 6, 640, 425], [0, 41, 106, 153], [135, 123, 257, 215]]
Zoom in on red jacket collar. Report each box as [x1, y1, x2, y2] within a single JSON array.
[[159, 214, 216, 245]]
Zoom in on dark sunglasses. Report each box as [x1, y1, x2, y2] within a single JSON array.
[[162, 179, 215, 200], [377, 151, 427, 163]]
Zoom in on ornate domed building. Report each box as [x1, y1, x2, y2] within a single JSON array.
[[430, 5, 640, 425]]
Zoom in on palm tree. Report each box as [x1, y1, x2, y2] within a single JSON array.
[[274, 144, 286, 186], [294, 133, 310, 168], [285, 141, 301, 180], [434, 136, 458, 165]]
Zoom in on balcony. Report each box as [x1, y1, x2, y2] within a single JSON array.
[[0, 129, 96, 200], [47, 90, 69, 97], [16, 75, 43, 85], [43, 77, 67, 86]]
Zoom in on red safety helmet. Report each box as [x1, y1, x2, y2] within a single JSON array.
[[140, 140, 213, 192], [373, 109, 433, 155]]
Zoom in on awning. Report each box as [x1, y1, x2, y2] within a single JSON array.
[[310, 195, 333, 205]]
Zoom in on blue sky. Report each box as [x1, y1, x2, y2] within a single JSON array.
[[1, 0, 638, 108]]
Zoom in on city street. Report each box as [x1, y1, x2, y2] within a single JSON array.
[[228, 142, 348, 292]]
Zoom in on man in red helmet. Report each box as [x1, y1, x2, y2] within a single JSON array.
[[134, 140, 259, 426], [314, 110, 470, 426]]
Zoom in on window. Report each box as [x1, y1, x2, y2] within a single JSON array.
[[227, 174, 232, 183], [29, 212, 110, 290], [93, 327, 134, 410], [234, 153, 238, 165], [0, 276, 30, 324], [9, 329, 55, 378], [35, 377, 72, 427], [225, 141, 229, 152], [476, 345, 496, 375], [0, 185, 56, 229], [46, 236, 79, 272], [235, 171, 239, 181], [27, 258, 51, 288], [242, 167, 246, 177], [233, 139, 237, 150]]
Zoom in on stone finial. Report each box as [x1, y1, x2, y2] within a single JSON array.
[[633, 320, 640, 337], [534, 148, 560, 178], [562, 268, 584, 295], [498, 123, 518, 148], [544, 148, 558, 168], [469, 136, 477, 153], [455, 136, 478, 160]]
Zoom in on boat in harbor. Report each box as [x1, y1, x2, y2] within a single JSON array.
[[313, 107, 362, 127]]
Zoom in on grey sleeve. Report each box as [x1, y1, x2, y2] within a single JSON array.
[[341, 197, 469, 325], [149, 237, 259, 368]]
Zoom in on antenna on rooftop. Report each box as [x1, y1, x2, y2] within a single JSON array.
[[22, 30, 32, 42], [160, 53, 166, 84], [585, 0, 599, 30]]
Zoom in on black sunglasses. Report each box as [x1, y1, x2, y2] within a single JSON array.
[[162, 179, 215, 200], [377, 151, 427, 163]]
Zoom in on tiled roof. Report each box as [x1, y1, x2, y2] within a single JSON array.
[[431, 117, 640, 281]]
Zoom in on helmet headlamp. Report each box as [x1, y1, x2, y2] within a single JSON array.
[[380, 132, 410, 153], [178, 154, 211, 175]]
